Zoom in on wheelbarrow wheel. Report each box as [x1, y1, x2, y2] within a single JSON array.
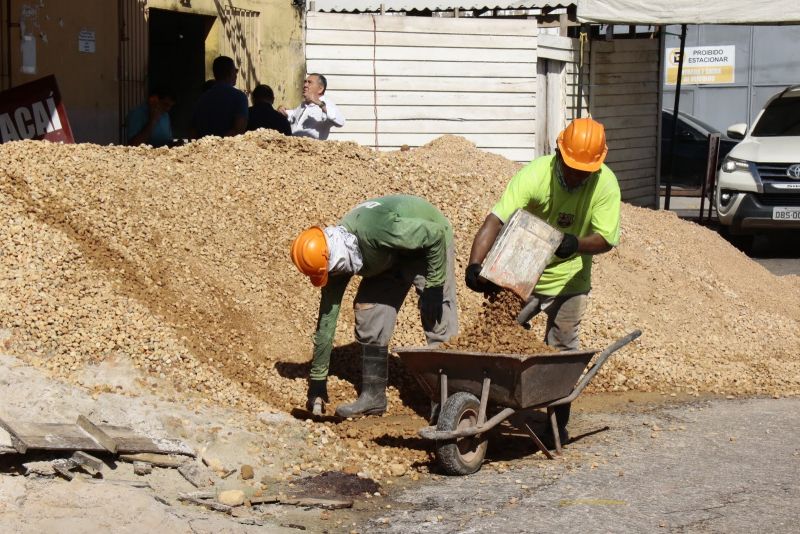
[[435, 392, 488, 476]]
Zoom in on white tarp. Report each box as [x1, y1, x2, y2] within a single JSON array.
[[577, 0, 800, 25]]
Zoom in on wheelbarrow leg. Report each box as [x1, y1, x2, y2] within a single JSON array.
[[439, 371, 448, 409], [477, 376, 490, 426], [523, 422, 555, 460], [547, 407, 562, 455]]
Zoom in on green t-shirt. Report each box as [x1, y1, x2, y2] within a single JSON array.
[[491, 154, 621, 296], [309, 195, 453, 380]]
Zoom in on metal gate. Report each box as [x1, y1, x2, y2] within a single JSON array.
[[118, 0, 148, 144], [217, 5, 261, 92]]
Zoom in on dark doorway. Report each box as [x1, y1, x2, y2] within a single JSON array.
[[148, 9, 214, 140]]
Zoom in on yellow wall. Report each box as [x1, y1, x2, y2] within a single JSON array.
[[5, 0, 119, 143], [1, 0, 304, 144], [147, 0, 305, 105]]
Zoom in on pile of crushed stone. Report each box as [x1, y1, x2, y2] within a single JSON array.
[[2, 131, 799, 474]]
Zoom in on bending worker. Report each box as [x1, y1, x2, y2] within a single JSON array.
[[291, 195, 458, 418], [465, 117, 621, 447]]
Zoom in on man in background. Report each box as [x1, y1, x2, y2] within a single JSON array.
[[191, 56, 248, 139], [247, 84, 291, 136], [126, 86, 175, 148], [278, 73, 345, 140]]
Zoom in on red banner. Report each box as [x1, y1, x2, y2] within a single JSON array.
[[0, 75, 74, 144]]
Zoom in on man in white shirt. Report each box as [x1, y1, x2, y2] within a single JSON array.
[[278, 73, 345, 140]]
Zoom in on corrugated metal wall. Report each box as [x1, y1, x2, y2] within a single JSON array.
[[589, 38, 660, 207], [306, 12, 539, 163]]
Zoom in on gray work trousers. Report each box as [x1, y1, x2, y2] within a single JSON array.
[[525, 292, 588, 428], [353, 242, 459, 347]]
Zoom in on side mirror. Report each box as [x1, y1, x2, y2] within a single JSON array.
[[726, 123, 747, 140]]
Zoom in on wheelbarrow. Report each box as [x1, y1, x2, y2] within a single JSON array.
[[394, 330, 641, 476]]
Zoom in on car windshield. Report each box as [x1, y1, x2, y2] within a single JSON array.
[[751, 93, 800, 137]]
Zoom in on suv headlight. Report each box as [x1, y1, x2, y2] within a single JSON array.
[[721, 157, 750, 173]]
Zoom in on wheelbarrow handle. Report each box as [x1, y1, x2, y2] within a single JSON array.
[[549, 329, 642, 407]]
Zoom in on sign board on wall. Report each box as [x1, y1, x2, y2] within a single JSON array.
[[0, 75, 75, 143], [78, 29, 96, 53], [666, 45, 735, 85]]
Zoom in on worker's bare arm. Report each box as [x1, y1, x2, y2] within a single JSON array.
[[577, 233, 613, 255], [468, 213, 504, 265]]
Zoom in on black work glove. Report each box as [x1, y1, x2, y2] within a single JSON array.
[[420, 285, 444, 324], [465, 263, 499, 293], [554, 233, 579, 259]]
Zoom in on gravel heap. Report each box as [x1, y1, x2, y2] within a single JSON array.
[[2, 131, 799, 473]]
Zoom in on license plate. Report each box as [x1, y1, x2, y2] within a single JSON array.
[[772, 207, 800, 220]]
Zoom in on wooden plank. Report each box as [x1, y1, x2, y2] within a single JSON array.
[[306, 60, 536, 78], [325, 75, 538, 93], [606, 158, 657, 171], [329, 90, 536, 107], [592, 104, 658, 118], [340, 119, 536, 134], [591, 50, 660, 64], [330, 132, 535, 148], [588, 82, 659, 96], [596, 114, 659, 130], [605, 146, 657, 163], [0, 419, 193, 456], [538, 34, 577, 52], [179, 496, 233, 514], [593, 71, 658, 84], [119, 453, 189, 467], [607, 136, 658, 150], [307, 12, 538, 36], [611, 166, 657, 181], [307, 29, 538, 49], [592, 62, 659, 75], [71, 451, 105, 474], [621, 182, 658, 198], [592, 39, 659, 53], [592, 93, 658, 107], [605, 127, 658, 141], [538, 46, 576, 62], [77, 415, 118, 453], [0, 417, 28, 453], [339, 105, 535, 121], [306, 44, 538, 63]]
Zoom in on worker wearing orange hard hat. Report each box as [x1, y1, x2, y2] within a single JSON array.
[[291, 195, 459, 418], [465, 117, 621, 448]]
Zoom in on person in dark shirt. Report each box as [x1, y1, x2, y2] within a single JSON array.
[[126, 86, 175, 147], [247, 84, 291, 136], [190, 56, 248, 139]]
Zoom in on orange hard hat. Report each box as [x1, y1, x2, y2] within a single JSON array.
[[556, 117, 608, 172], [290, 226, 329, 287]]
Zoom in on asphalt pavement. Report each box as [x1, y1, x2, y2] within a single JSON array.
[[368, 398, 800, 533]]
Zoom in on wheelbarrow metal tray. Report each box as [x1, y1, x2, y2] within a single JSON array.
[[395, 348, 598, 410]]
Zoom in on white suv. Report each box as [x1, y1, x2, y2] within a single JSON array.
[[716, 85, 800, 244]]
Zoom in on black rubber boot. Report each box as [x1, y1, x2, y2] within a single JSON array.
[[306, 379, 328, 416], [335, 344, 388, 418]]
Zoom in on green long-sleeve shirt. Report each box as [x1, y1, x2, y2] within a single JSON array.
[[309, 195, 453, 380]]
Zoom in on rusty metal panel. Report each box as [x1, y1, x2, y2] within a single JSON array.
[[480, 208, 562, 300], [118, 0, 149, 144]]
